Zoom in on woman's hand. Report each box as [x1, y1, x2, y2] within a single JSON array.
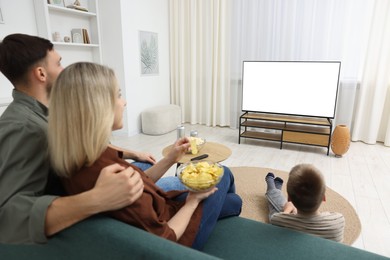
[[186, 187, 218, 204], [142, 138, 190, 182], [165, 137, 191, 164], [167, 187, 217, 240]]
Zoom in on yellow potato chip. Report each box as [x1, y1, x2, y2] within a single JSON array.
[[179, 161, 223, 191], [190, 139, 198, 155]]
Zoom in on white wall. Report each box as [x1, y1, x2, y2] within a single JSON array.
[[0, 0, 38, 105], [120, 0, 171, 136], [99, 0, 128, 136], [1, 0, 171, 137]]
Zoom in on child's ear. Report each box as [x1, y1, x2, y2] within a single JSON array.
[[323, 195, 326, 202], [287, 195, 291, 202]]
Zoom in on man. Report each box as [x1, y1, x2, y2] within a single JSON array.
[[0, 34, 149, 244]]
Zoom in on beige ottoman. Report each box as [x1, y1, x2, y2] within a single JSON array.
[[141, 104, 182, 135]]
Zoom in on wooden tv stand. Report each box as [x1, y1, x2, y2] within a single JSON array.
[[239, 112, 332, 155]]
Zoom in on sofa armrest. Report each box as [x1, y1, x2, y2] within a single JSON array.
[[0, 215, 218, 260]]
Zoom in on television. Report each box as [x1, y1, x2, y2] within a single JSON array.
[[241, 61, 341, 119]]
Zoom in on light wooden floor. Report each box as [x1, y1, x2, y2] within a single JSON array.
[[111, 124, 390, 257]]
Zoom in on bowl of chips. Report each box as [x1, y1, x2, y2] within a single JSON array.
[[187, 137, 206, 154], [176, 161, 224, 192]]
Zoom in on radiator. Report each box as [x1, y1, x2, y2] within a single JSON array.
[[334, 79, 359, 130]]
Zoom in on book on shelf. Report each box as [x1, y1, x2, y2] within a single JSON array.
[[66, 4, 88, 12], [82, 29, 90, 44]]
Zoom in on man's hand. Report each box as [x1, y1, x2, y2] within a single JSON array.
[[134, 152, 156, 165], [107, 144, 156, 165], [45, 164, 144, 237], [92, 163, 144, 212]]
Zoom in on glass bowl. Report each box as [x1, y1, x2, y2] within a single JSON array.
[[176, 161, 224, 192], [186, 137, 206, 154]]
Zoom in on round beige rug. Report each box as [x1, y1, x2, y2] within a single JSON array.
[[231, 166, 361, 245]]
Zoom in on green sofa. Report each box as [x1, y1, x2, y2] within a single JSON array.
[[0, 216, 387, 260]]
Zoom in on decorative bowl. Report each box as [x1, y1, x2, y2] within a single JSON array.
[[176, 161, 224, 192], [186, 137, 206, 154]]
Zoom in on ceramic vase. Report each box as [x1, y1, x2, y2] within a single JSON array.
[[331, 125, 351, 157]]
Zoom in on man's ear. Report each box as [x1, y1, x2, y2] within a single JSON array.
[[33, 66, 46, 82], [287, 195, 291, 202], [323, 195, 326, 202]]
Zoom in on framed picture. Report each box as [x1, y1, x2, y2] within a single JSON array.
[[48, 0, 64, 7], [71, 28, 84, 43], [139, 31, 159, 75]]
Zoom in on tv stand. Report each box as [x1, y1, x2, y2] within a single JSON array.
[[239, 112, 332, 155]]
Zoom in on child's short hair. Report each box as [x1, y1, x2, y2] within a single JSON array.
[[287, 164, 325, 213]]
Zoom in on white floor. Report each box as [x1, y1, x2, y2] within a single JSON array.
[[111, 124, 390, 258]]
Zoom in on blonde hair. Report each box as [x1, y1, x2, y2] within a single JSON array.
[[48, 62, 117, 177], [287, 164, 326, 213]]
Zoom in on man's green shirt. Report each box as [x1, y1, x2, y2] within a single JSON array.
[[0, 90, 58, 244]]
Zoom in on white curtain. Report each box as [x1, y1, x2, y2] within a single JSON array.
[[351, 0, 390, 146], [169, 0, 231, 126], [229, 0, 372, 128], [169, 0, 390, 146]]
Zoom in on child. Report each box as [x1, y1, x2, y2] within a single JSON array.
[[265, 164, 345, 242], [48, 62, 242, 250]]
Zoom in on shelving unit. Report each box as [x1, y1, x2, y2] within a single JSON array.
[[33, 0, 102, 65], [239, 112, 332, 155]]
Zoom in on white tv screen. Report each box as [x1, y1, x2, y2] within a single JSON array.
[[241, 61, 341, 118]]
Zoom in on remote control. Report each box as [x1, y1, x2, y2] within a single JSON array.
[[191, 154, 209, 161]]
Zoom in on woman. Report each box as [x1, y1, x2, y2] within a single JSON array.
[[48, 62, 242, 250]]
